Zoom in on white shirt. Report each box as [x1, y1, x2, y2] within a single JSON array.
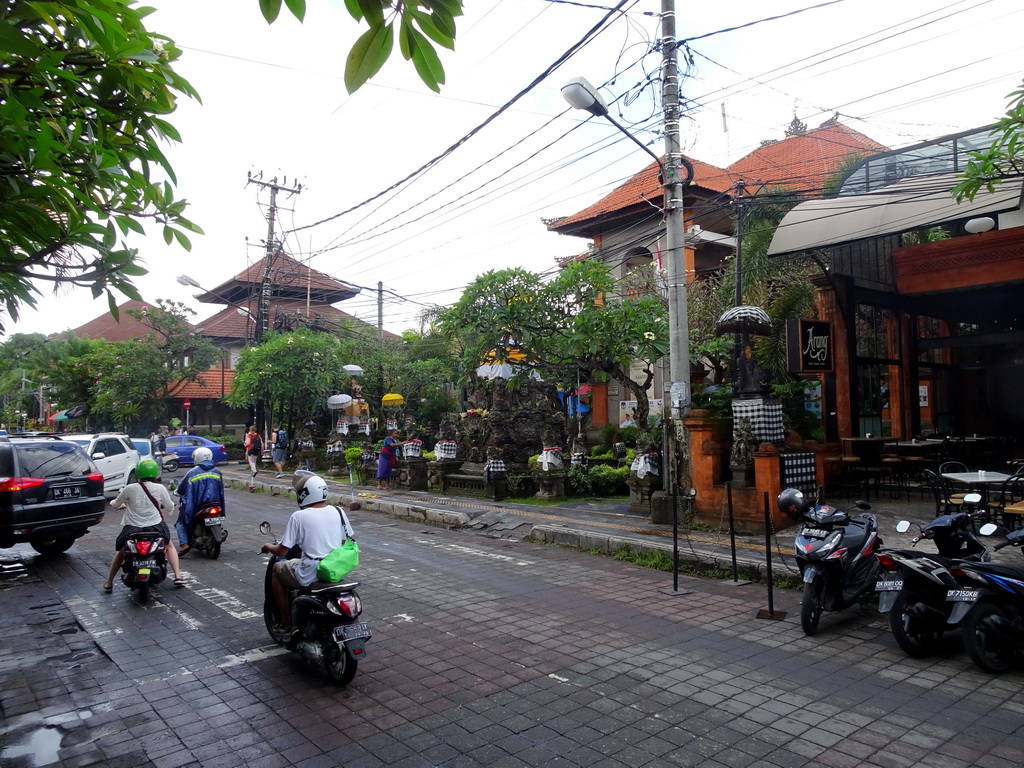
[[112, 482, 174, 528], [280, 505, 354, 586]]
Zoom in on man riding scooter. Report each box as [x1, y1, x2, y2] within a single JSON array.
[[175, 447, 226, 557]]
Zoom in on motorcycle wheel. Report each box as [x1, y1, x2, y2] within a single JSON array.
[[137, 582, 150, 604], [963, 600, 1014, 674], [264, 600, 285, 646], [889, 590, 941, 658], [323, 641, 358, 686], [207, 541, 221, 559], [164, 458, 179, 473], [801, 578, 824, 635]]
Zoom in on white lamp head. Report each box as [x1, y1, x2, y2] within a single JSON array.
[[562, 77, 609, 117], [964, 216, 995, 234], [177, 274, 202, 288]]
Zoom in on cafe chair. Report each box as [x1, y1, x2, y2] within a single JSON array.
[[922, 469, 965, 518], [986, 470, 1024, 531], [938, 461, 971, 498]]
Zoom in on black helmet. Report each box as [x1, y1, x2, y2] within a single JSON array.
[[777, 488, 808, 520]]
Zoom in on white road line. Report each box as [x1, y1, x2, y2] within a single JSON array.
[[412, 538, 534, 566], [190, 586, 261, 620]]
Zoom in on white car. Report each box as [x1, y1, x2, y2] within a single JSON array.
[[60, 433, 141, 497]]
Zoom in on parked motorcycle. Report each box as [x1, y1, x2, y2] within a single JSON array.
[[259, 521, 370, 686], [875, 492, 990, 657], [950, 524, 1024, 673], [777, 488, 882, 635], [120, 531, 167, 603]]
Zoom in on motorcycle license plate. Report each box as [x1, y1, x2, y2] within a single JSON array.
[[801, 528, 829, 538], [135, 559, 157, 568], [946, 589, 980, 602], [333, 623, 370, 642], [875, 579, 903, 592], [203, 518, 221, 526]]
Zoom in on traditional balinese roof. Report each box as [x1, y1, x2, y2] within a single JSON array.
[[548, 121, 886, 236], [167, 368, 235, 399], [194, 251, 359, 306], [548, 157, 733, 235], [67, 300, 175, 342], [197, 297, 398, 342], [727, 121, 887, 193]]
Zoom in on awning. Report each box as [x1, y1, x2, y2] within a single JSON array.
[[767, 173, 1024, 257]]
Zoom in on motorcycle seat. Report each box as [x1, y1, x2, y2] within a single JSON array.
[[965, 562, 1024, 579], [303, 580, 359, 594]]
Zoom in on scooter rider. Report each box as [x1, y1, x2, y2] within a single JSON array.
[[175, 447, 225, 557], [260, 473, 354, 634]]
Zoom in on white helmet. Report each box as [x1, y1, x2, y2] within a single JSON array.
[[192, 447, 213, 464], [296, 474, 329, 508]]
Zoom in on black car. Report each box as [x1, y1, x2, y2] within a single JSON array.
[[0, 435, 107, 555]]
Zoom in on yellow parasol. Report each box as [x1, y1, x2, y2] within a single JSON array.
[[382, 393, 405, 406]]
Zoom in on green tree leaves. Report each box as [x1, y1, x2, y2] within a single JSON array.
[[267, 0, 463, 94], [954, 79, 1024, 202], [0, 1, 201, 331]]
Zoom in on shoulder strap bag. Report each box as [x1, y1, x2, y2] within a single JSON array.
[[316, 506, 359, 582]]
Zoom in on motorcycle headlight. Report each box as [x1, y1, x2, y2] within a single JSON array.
[[817, 531, 842, 555]]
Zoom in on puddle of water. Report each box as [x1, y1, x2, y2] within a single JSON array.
[[3, 726, 63, 766]]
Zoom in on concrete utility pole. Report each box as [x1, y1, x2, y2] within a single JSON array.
[[245, 173, 302, 344], [377, 281, 384, 340], [661, 0, 692, 494]]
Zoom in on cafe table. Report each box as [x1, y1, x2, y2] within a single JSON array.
[[940, 470, 1013, 503]]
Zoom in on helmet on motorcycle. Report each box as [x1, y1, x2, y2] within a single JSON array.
[[295, 474, 329, 508], [777, 488, 808, 520], [136, 458, 160, 480], [192, 447, 213, 464]]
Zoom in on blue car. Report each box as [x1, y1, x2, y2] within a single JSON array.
[[163, 435, 228, 466]]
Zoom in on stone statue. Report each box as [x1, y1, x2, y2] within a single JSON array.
[[730, 417, 756, 467]]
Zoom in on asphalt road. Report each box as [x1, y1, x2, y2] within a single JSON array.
[[1, 487, 1023, 767]]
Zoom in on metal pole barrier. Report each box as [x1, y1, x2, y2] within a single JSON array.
[[756, 490, 787, 620], [660, 482, 690, 596], [726, 481, 751, 586]]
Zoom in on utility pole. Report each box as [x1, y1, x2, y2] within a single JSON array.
[[245, 173, 302, 344], [377, 281, 384, 340], [245, 172, 301, 440], [661, 0, 692, 495]]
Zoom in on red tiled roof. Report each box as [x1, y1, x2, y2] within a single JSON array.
[[196, 251, 359, 305], [549, 156, 732, 231], [197, 298, 398, 341], [727, 122, 887, 192], [168, 368, 235, 399], [549, 122, 886, 233], [67, 300, 180, 342]]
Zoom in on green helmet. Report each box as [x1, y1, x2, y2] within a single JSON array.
[[136, 458, 160, 479]]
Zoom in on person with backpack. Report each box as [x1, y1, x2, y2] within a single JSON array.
[[271, 424, 289, 478], [244, 425, 263, 490]]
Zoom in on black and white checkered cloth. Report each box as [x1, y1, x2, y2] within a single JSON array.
[[436, 440, 458, 460], [484, 459, 506, 482], [732, 398, 786, 446], [404, 440, 423, 457], [780, 452, 817, 495], [630, 452, 660, 479], [570, 452, 587, 466], [539, 447, 563, 471]]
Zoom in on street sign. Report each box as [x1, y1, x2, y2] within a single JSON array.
[[184, 399, 191, 411]]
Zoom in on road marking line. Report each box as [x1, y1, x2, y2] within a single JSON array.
[[413, 538, 535, 565], [191, 586, 261, 620]]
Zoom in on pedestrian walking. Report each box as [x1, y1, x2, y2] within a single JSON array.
[[270, 424, 288, 478], [377, 429, 401, 490], [244, 425, 262, 490]]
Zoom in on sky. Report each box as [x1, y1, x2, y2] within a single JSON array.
[[5, 0, 1022, 339]]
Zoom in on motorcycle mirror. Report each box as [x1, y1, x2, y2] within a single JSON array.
[[259, 521, 273, 536], [963, 492, 982, 504], [896, 521, 911, 533], [854, 499, 871, 510], [979, 523, 998, 536]]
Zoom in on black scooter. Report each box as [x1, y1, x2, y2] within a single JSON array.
[[120, 532, 167, 603], [950, 524, 1024, 673], [778, 488, 882, 635], [259, 521, 370, 686], [875, 492, 990, 657], [187, 503, 228, 559]]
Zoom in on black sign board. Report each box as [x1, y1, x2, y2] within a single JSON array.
[[786, 319, 833, 372]]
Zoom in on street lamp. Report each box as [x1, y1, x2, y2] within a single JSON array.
[[563, 72, 693, 498]]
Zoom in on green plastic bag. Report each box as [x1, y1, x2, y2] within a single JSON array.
[[317, 538, 359, 582]]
